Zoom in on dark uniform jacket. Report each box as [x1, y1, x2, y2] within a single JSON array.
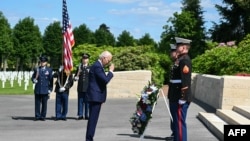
[[53, 70, 74, 93], [31, 66, 53, 95], [74, 63, 90, 92], [168, 53, 192, 102]]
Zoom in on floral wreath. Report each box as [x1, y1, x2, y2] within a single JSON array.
[[129, 81, 159, 135]]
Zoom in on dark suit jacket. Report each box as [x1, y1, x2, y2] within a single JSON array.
[[87, 60, 113, 103]]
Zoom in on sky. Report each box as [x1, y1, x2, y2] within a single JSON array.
[[0, 0, 223, 42]]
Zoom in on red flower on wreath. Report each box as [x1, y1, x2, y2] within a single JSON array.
[[138, 99, 147, 110]]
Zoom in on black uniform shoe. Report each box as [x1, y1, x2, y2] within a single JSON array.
[[40, 118, 45, 121], [62, 118, 67, 121], [165, 136, 174, 141], [85, 117, 89, 120], [77, 116, 84, 120]]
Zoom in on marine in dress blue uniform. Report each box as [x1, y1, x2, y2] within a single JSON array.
[[31, 56, 53, 121], [168, 37, 192, 141], [85, 51, 114, 141], [74, 53, 90, 120], [54, 66, 74, 121], [166, 44, 178, 140]]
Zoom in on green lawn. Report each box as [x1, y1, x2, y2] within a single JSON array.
[[0, 80, 34, 95]]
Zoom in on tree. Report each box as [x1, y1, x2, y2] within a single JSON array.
[[159, 0, 206, 58], [181, 0, 207, 58], [13, 17, 42, 71], [159, 12, 197, 55], [42, 21, 62, 70], [158, 21, 176, 54], [0, 11, 13, 71], [116, 30, 135, 47], [94, 23, 116, 47], [138, 33, 156, 46], [210, 0, 250, 43], [73, 23, 95, 46]]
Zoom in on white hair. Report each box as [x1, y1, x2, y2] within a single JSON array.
[[99, 51, 112, 59]]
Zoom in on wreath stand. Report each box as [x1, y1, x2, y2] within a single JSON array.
[[139, 88, 173, 141]]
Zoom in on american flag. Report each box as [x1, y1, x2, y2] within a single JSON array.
[[62, 0, 75, 75]]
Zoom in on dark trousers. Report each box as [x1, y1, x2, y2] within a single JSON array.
[[170, 102, 189, 141], [55, 92, 69, 119], [35, 94, 48, 118], [86, 102, 102, 141], [77, 92, 89, 118]]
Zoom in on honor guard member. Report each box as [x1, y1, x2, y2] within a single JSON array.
[[74, 53, 91, 120], [31, 55, 53, 121], [166, 43, 178, 140], [54, 66, 74, 121], [168, 37, 192, 141]]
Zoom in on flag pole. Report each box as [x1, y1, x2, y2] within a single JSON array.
[[60, 0, 65, 86], [60, 36, 64, 87]]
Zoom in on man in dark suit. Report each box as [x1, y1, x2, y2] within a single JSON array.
[[31, 56, 53, 121], [85, 51, 115, 141]]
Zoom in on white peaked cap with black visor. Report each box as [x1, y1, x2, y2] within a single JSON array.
[[175, 37, 192, 44]]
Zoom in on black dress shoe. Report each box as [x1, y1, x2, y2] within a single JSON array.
[[62, 118, 67, 121], [77, 116, 84, 120], [34, 118, 40, 121], [165, 136, 174, 141], [85, 117, 89, 120], [40, 118, 45, 121]]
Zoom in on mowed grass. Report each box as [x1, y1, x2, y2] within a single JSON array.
[[0, 80, 34, 95]]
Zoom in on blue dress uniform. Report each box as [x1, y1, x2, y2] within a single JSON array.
[[168, 37, 192, 141], [31, 56, 53, 121], [74, 53, 90, 120], [54, 67, 74, 120], [167, 44, 178, 138]]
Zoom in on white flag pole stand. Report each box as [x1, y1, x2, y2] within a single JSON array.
[[139, 88, 173, 141], [160, 89, 173, 122]]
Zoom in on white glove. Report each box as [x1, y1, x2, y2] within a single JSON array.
[[59, 65, 64, 72], [74, 76, 79, 81], [178, 99, 186, 105], [59, 87, 66, 92], [33, 79, 38, 83], [48, 90, 51, 94]]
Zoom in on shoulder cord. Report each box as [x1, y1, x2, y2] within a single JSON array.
[[57, 73, 69, 88]]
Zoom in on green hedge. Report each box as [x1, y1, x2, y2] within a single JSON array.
[[72, 44, 171, 87], [192, 34, 250, 75]]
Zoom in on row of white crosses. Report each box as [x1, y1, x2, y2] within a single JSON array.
[[0, 71, 33, 90]]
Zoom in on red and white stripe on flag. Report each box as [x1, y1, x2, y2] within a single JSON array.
[[63, 0, 75, 75]]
